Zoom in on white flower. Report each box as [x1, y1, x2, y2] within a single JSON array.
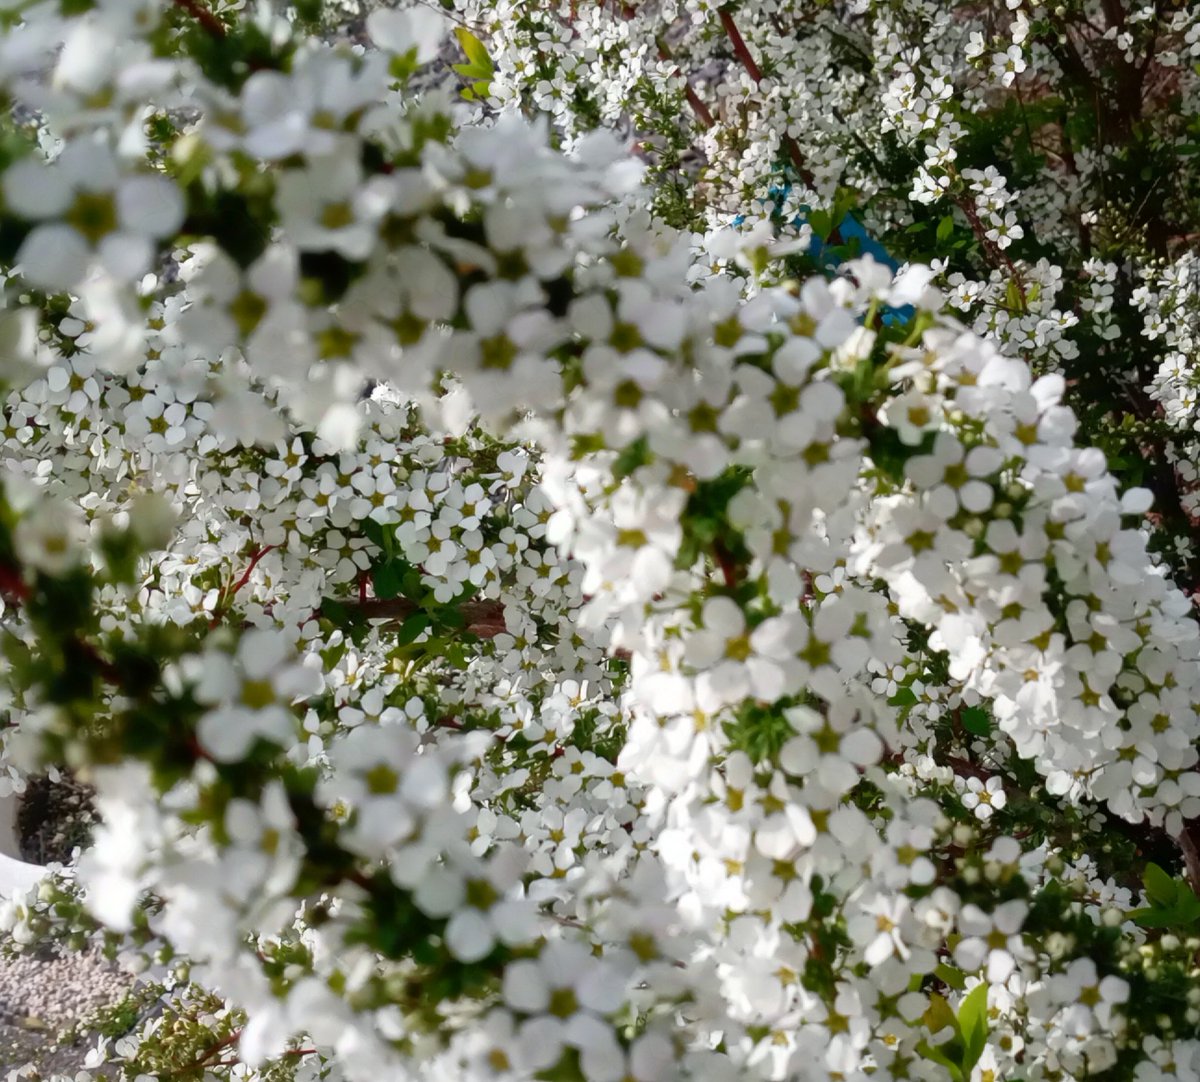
[[1051, 958, 1131, 1032], [192, 631, 323, 762], [6, 142, 182, 288], [223, 780, 303, 898], [415, 846, 535, 963], [13, 498, 88, 576], [127, 490, 178, 550], [848, 895, 911, 966], [962, 776, 1007, 822], [502, 940, 626, 1020], [880, 386, 942, 446], [275, 152, 394, 261], [955, 899, 1029, 983], [366, 5, 448, 62]]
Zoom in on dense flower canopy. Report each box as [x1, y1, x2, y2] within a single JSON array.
[[0, 0, 1198, 1080]]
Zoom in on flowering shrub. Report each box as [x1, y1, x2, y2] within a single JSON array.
[[0, 0, 1198, 1080]]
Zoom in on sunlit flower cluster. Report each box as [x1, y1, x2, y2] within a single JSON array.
[[0, 1, 1196, 1081]]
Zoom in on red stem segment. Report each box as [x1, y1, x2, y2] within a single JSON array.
[[0, 564, 30, 604], [211, 545, 275, 627], [344, 596, 507, 638], [718, 8, 763, 81], [656, 38, 716, 129], [713, 541, 740, 589], [717, 8, 815, 187], [173, 0, 227, 37], [684, 84, 716, 130]]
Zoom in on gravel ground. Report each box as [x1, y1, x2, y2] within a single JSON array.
[[1, 777, 133, 1077], [0, 945, 130, 1032], [0, 945, 135, 1075]]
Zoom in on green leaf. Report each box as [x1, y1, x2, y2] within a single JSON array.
[[1128, 905, 1177, 928], [612, 436, 652, 480], [1143, 862, 1177, 908], [831, 187, 858, 223], [360, 517, 392, 556], [936, 214, 954, 243], [915, 1040, 964, 1082], [451, 62, 491, 79], [97, 527, 141, 586], [957, 983, 987, 1043], [395, 613, 431, 646], [371, 561, 405, 601], [170, 132, 211, 190], [960, 707, 990, 737], [935, 963, 967, 991], [320, 598, 350, 625], [389, 53, 420, 81], [1177, 890, 1200, 924], [454, 27, 493, 73], [1005, 278, 1024, 311], [957, 983, 988, 1074], [1130, 879, 1200, 928], [321, 640, 348, 670], [431, 602, 464, 630]]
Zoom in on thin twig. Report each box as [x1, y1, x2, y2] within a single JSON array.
[[655, 36, 716, 129], [172, 0, 226, 38], [1179, 823, 1200, 897], [211, 545, 275, 627], [334, 596, 508, 638], [718, 8, 763, 81], [0, 563, 31, 604], [716, 7, 815, 186]]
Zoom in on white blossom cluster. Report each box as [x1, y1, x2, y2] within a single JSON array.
[[463, 0, 1200, 562], [0, 1, 1195, 1082]]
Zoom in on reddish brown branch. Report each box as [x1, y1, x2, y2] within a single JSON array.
[[718, 8, 763, 81], [209, 1049, 318, 1068], [211, 545, 275, 627], [74, 637, 123, 686], [175, 1028, 318, 1077], [656, 38, 715, 129], [177, 1030, 240, 1075], [953, 192, 1029, 310], [717, 8, 815, 186], [340, 596, 508, 638], [0, 564, 30, 605], [323, 595, 635, 663], [228, 545, 274, 598], [713, 542, 740, 589], [1179, 822, 1200, 897], [684, 85, 715, 130], [942, 754, 995, 783], [173, 0, 226, 37]]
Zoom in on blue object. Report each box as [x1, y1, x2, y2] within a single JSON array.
[[736, 172, 916, 327], [810, 212, 898, 272]]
